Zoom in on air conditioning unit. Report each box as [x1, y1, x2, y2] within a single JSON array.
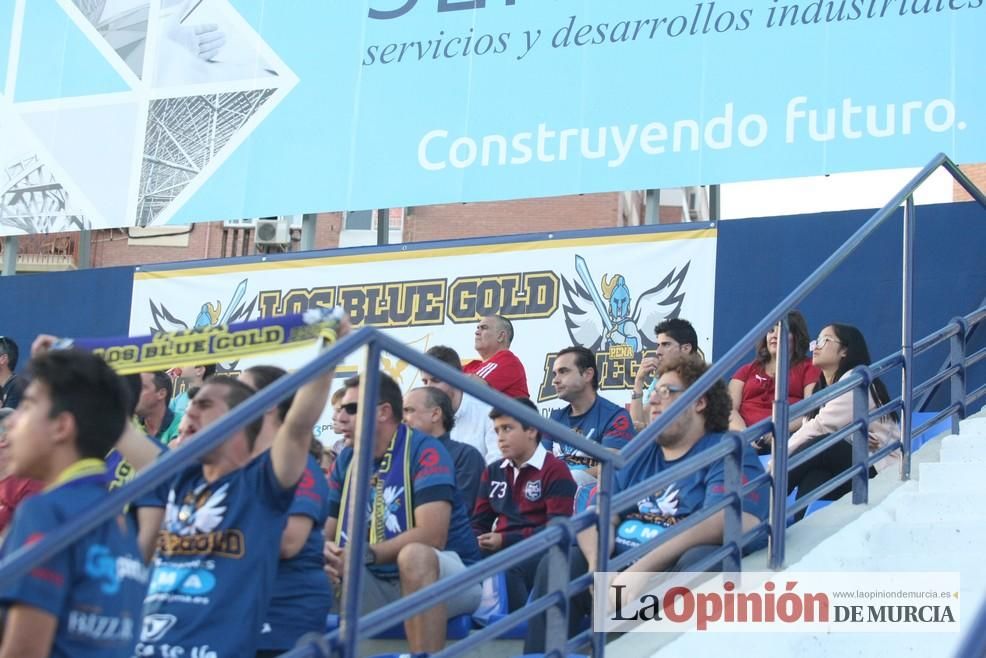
[[254, 217, 291, 245]]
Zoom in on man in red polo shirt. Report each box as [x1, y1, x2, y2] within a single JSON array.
[[464, 315, 529, 398]]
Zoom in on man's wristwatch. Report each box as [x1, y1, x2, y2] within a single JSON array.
[[630, 391, 644, 400], [364, 546, 377, 565]]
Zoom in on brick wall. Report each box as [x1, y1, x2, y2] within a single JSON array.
[[954, 163, 986, 201], [404, 193, 623, 243], [85, 196, 626, 268]]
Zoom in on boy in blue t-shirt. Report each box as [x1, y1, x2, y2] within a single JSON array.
[[0, 349, 148, 658]]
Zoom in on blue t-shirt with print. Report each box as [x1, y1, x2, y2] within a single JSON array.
[[0, 471, 149, 658], [135, 451, 295, 658], [327, 428, 482, 577], [259, 454, 333, 652], [613, 433, 768, 554], [547, 396, 636, 468]]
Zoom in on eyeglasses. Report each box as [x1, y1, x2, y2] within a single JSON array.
[[810, 336, 843, 351], [339, 402, 358, 416], [651, 384, 684, 401]]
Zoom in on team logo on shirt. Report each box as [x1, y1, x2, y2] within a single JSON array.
[[159, 483, 245, 557], [524, 480, 542, 501], [539, 256, 690, 401], [636, 484, 681, 518]]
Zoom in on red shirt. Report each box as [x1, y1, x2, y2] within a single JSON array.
[[464, 349, 529, 398], [0, 476, 43, 534], [732, 359, 821, 427]]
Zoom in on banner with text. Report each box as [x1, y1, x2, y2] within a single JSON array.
[[128, 228, 717, 426], [1, 1, 982, 235]]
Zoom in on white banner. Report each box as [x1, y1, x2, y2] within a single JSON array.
[[129, 227, 717, 435]]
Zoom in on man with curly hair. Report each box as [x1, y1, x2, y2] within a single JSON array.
[[524, 355, 769, 652]]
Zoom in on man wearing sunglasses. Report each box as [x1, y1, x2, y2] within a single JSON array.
[[524, 355, 769, 652], [0, 337, 26, 410], [323, 372, 482, 654]]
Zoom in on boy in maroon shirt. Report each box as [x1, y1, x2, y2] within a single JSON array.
[[473, 397, 576, 610]]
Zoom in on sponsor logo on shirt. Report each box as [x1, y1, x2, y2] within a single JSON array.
[[148, 565, 217, 598], [67, 611, 135, 642], [524, 480, 542, 501], [84, 544, 149, 594], [140, 613, 178, 642]]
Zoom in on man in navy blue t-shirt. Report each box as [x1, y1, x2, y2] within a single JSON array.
[[525, 355, 769, 652], [134, 322, 347, 658], [546, 346, 636, 484], [324, 373, 482, 655], [0, 350, 148, 658]]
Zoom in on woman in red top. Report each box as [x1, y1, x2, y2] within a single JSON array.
[[728, 310, 820, 454]]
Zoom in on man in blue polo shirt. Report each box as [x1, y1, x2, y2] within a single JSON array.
[[524, 355, 769, 652], [0, 349, 147, 658], [546, 345, 635, 484], [134, 322, 346, 658], [324, 372, 482, 655]]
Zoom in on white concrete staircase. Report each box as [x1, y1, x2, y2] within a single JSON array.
[[609, 407, 986, 658]]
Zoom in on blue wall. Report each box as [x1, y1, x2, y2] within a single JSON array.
[[0, 266, 134, 368], [0, 201, 982, 408]]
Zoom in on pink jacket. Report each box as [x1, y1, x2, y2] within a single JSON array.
[[788, 372, 901, 472]]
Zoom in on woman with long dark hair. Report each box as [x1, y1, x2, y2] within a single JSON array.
[[728, 310, 820, 454], [786, 323, 901, 502]]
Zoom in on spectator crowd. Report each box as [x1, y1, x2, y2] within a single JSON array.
[[0, 309, 902, 656]]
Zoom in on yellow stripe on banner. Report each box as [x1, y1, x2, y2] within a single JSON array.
[[106, 339, 317, 375], [134, 228, 717, 281]]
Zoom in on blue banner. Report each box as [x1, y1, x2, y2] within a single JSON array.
[[0, 0, 982, 234]]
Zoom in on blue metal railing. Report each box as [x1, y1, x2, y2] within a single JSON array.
[[0, 152, 983, 657]]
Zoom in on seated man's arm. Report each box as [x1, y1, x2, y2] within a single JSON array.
[[0, 605, 56, 658], [368, 500, 451, 563]]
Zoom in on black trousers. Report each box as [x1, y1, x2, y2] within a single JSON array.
[[522, 544, 723, 653], [788, 435, 877, 508]]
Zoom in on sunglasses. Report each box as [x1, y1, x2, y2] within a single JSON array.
[[339, 402, 359, 416], [809, 336, 843, 351]]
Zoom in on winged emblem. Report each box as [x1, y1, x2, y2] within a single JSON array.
[[562, 258, 690, 353], [382, 485, 405, 535], [148, 278, 256, 334], [165, 483, 230, 536]]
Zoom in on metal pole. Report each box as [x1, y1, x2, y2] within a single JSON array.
[[900, 196, 915, 481], [708, 184, 721, 221], [1, 236, 17, 276], [77, 229, 91, 269], [338, 342, 383, 658], [768, 316, 790, 569], [300, 213, 317, 252], [851, 376, 870, 505], [722, 434, 742, 574], [592, 459, 616, 658], [644, 189, 660, 225], [377, 208, 389, 246], [949, 318, 968, 435]]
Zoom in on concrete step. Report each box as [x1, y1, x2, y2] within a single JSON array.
[[958, 416, 986, 435], [917, 462, 986, 493], [863, 522, 984, 555], [889, 493, 986, 523], [940, 444, 986, 462]]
